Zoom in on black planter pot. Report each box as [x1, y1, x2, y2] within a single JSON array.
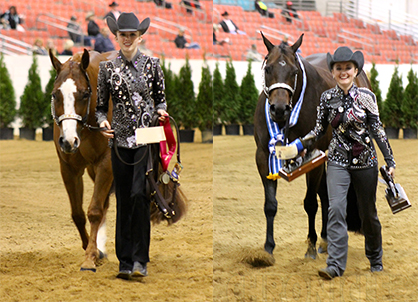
[[179, 129, 195, 143], [0, 127, 14, 140], [201, 129, 213, 143], [19, 127, 36, 140], [225, 124, 240, 135], [213, 124, 222, 136], [403, 128, 417, 139], [42, 127, 54, 141], [242, 124, 254, 136], [384, 127, 399, 139]]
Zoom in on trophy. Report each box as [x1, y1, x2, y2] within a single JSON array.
[[275, 140, 327, 182], [379, 165, 411, 214]]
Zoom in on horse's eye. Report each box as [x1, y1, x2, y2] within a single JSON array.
[[83, 92, 90, 99], [265, 65, 272, 74]]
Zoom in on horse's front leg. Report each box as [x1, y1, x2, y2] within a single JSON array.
[[81, 162, 113, 271], [303, 164, 326, 259], [60, 161, 89, 250], [317, 165, 329, 254], [263, 178, 278, 254], [256, 146, 278, 254]]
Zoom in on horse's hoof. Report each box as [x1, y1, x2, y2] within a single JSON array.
[[80, 267, 97, 272], [98, 250, 107, 260], [305, 251, 317, 260], [318, 240, 328, 254], [305, 242, 317, 260]]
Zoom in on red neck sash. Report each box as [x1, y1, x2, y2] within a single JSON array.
[[159, 119, 177, 171]]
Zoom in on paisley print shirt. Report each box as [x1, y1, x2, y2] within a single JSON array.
[[95, 50, 166, 148], [310, 84, 395, 169]]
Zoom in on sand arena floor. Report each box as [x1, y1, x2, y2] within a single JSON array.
[[1, 133, 417, 301]]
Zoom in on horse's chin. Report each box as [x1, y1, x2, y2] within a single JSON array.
[[61, 147, 79, 155]]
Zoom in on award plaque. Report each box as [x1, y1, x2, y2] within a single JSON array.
[[380, 166, 411, 214], [279, 149, 327, 182]]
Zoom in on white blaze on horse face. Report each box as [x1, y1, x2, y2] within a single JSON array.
[[59, 78, 79, 143]]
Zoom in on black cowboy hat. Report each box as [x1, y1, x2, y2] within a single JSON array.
[[327, 46, 364, 76], [109, 1, 119, 6], [106, 12, 150, 35], [221, 11, 229, 16]]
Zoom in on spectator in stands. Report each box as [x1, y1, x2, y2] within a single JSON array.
[[46, 39, 58, 56], [60, 39, 74, 56], [281, 1, 299, 23], [255, 0, 274, 18], [219, 11, 246, 35], [67, 16, 93, 47], [280, 34, 289, 47], [0, 6, 25, 31], [32, 38, 47, 55], [94, 27, 115, 53], [86, 11, 100, 37], [213, 24, 229, 46], [245, 44, 264, 62], [174, 28, 200, 49], [154, 0, 172, 9], [104, 2, 121, 21], [182, 0, 201, 14]]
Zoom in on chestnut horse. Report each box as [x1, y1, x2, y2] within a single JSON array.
[[254, 34, 369, 260], [49, 49, 117, 271]]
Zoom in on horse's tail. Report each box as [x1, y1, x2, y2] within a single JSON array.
[[150, 165, 188, 226]]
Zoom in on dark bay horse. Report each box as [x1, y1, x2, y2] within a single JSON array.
[[254, 34, 369, 259], [49, 49, 117, 271]]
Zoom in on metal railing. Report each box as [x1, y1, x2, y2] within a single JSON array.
[[35, 13, 87, 44], [326, 1, 418, 41], [337, 29, 375, 54], [152, 17, 194, 42], [179, 0, 208, 23], [0, 34, 32, 55]]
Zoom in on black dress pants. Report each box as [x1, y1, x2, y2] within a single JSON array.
[[111, 146, 150, 271]]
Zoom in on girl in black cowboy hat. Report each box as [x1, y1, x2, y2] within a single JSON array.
[[297, 46, 396, 279], [95, 12, 168, 280]]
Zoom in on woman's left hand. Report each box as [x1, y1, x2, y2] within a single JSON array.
[[157, 109, 169, 122]]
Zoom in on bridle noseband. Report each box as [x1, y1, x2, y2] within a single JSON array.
[[262, 53, 300, 110], [51, 66, 92, 129]]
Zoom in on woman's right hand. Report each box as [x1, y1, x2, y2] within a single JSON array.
[[99, 120, 114, 139]]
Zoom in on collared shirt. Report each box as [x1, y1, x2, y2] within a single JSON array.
[[96, 50, 166, 149], [311, 84, 395, 169]]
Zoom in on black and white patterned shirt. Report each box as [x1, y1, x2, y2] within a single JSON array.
[[95, 50, 166, 148], [310, 84, 395, 169]]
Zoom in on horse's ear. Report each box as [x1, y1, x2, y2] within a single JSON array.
[[80, 49, 90, 71], [49, 49, 62, 73], [291, 34, 304, 53], [260, 31, 274, 52]]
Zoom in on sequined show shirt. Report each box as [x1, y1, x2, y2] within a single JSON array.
[[310, 84, 395, 169], [95, 50, 167, 149]]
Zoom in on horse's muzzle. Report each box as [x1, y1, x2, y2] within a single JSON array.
[[59, 136, 80, 154], [270, 103, 291, 124]]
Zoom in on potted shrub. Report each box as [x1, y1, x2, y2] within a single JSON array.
[[401, 67, 418, 139], [0, 53, 17, 140], [381, 65, 403, 139], [239, 61, 259, 135], [196, 62, 213, 143], [212, 62, 224, 136], [369, 62, 383, 115], [223, 60, 242, 135], [42, 66, 56, 141], [18, 55, 45, 140], [175, 57, 197, 142]]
